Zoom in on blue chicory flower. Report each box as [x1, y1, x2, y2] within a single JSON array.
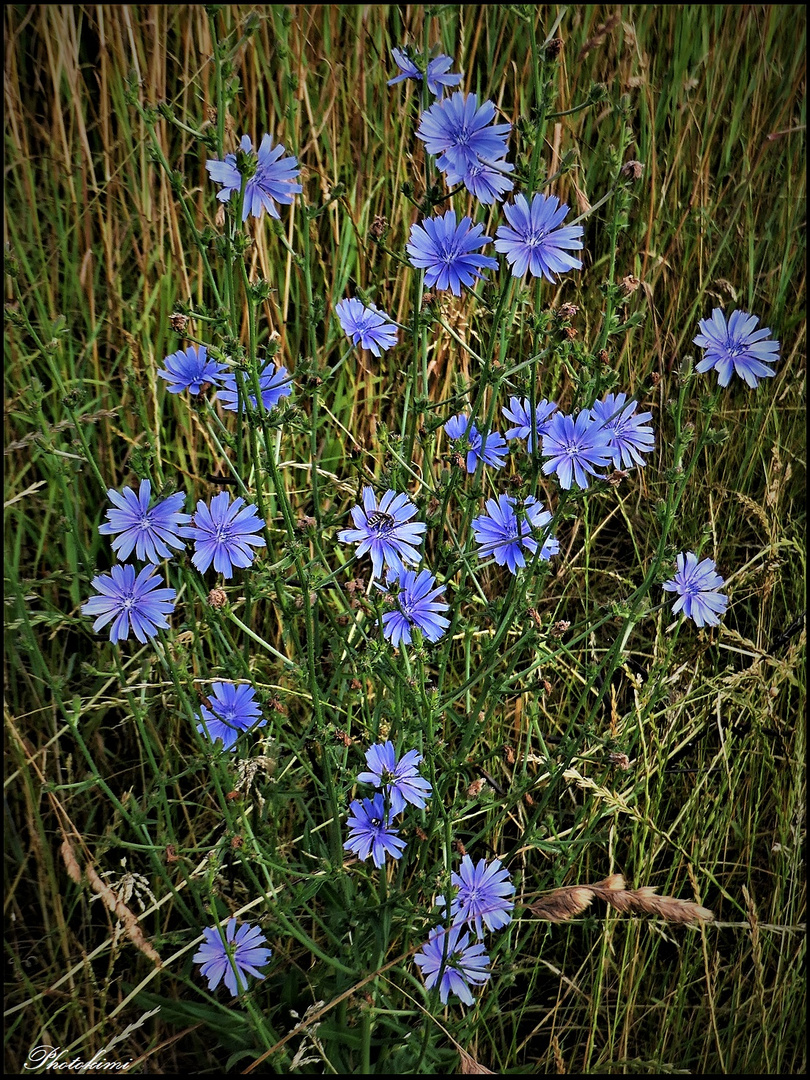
[[98, 479, 191, 564], [437, 855, 516, 938], [356, 740, 433, 816], [541, 410, 614, 489], [407, 210, 498, 296], [186, 492, 267, 578], [472, 494, 559, 574], [82, 563, 176, 644], [193, 920, 272, 996], [217, 360, 292, 413], [377, 567, 451, 648], [337, 487, 426, 580], [197, 682, 266, 751], [443, 156, 515, 205], [444, 413, 508, 472], [387, 48, 462, 96], [157, 343, 227, 395], [589, 392, 655, 469], [344, 793, 406, 867], [424, 54, 464, 97], [494, 193, 584, 281], [662, 552, 729, 628], [387, 46, 421, 84], [336, 298, 398, 356], [693, 308, 779, 388], [414, 924, 491, 1005], [416, 91, 511, 174], [502, 396, 558, 452], [205, 134, 302, 221]]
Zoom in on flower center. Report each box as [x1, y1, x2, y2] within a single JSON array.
[[440, 240, 461, 265], [525, 229, 548, 249], [397, 592, 417, 623], [216, 525, 233, 544]]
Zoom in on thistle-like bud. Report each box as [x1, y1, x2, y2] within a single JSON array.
[[621, 159, 644, 181], [369, 214, 389, 240]]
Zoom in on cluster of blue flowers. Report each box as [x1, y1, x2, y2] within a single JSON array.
[[415, 854, 516, 1005], [443, 391, 656, 491], [335, 487, 452, 645], [82, 475, 269, 751], [80, 35, 783, 1012], [81, 477, 268, 644], [342, 741, 516, 1005], [158, 343, 292, 413], [344, 741, 432, 866]]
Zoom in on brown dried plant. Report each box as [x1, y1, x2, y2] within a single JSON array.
[[60, 838, 163, 967], [524, 873, 713, 925]]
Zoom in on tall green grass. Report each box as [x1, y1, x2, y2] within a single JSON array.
[[4, 5, 805, 1074]]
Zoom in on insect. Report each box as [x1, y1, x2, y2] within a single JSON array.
[[365, 509, 395, 529]]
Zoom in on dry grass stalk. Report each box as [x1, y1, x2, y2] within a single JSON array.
[[551, 1033, 567, 1074], [457, 1048, 495, 1074], [524, 884, 595, 923], [526, 874, 713, 925], [59, 839, 162, 967]]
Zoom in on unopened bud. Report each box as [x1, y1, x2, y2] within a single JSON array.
[[369, 214, 389, 240], [608, 751, 632, 771]]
